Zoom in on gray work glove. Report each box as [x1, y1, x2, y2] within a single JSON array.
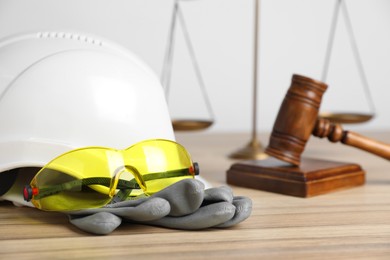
[[68, 179, 252, 235]]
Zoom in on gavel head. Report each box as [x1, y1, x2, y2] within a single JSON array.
[[265, 74, 328, 166]]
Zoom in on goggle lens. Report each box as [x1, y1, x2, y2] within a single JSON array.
[[24, 139, 198, 211]]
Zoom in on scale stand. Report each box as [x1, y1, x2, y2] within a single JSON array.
[[229, 0, 268, 160]]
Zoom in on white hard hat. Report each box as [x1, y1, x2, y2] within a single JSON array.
[[0, 32, 175, 205]]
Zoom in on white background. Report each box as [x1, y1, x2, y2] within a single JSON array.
[[0, 0, 389, 133]]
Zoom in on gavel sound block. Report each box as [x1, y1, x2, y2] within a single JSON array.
[[226, 74, 385, 197]]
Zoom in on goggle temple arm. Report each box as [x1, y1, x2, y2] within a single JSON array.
[[23, 163, 200, 203], [192, 162, 200, 176], [23, 185, 38, 201], [22, 178, 141, 202]]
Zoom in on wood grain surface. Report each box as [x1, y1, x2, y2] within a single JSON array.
[[1, 132, 390, 259]]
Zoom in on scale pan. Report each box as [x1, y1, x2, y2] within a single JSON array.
[[172, 119, 213, 131], [319, 112, 374, 124]]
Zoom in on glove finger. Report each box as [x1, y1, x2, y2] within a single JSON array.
[[104, 197, 149, 208], [69, 212, 122, 235], [69, 197, 149, 213], [108, 197, 170, 221], [203, 186, 233, 204], [69, 197, 170, 221], [144, 202, 236, 230], [73, 179, 204, 213], [215, 196, 253, 228], [69, 179, 204, 219], [152, 179, 205, 217]]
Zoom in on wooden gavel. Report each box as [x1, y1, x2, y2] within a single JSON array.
[[265, 74, 390, 166]]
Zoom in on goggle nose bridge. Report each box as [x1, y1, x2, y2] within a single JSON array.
[[110, 164, 146, 197]]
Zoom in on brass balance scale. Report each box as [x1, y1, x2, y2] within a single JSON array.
[[161, 0, 375, 152]]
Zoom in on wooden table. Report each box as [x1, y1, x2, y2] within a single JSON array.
[[1, 132, 390, 259]]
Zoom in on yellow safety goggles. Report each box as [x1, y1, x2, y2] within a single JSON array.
[[23, 139, 199, 212]]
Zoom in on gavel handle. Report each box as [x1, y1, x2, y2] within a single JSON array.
[[313, 118, 390, 160]]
